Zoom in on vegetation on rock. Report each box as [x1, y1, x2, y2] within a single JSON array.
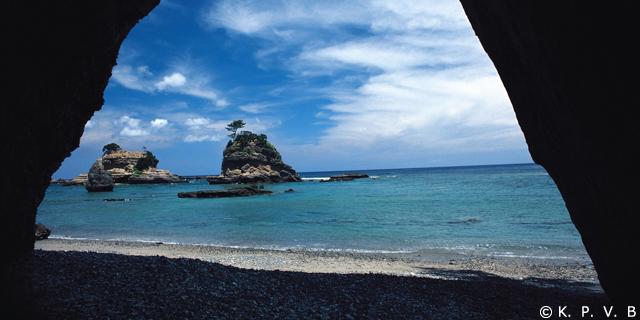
[[102, 143, 121, 154], [133, 150, 159, 172], [225, 119, 246, 142], [225, 131, 283, 163]]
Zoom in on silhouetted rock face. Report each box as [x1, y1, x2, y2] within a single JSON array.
[[34, 223, 51, 241], [460, 1, 640, 303], [1, 1, 160, 265], [86, 160, 115, 192], [208, 133, 302, 184]]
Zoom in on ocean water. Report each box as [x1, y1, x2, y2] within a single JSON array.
[[38, 164, 589, 260]]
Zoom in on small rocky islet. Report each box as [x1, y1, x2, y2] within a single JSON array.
[[51, 146, 188, 192], [179, 131, 302, 199], [206, 131, 303, 185]]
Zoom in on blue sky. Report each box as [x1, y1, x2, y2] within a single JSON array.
[[53, 0, 532, 179]]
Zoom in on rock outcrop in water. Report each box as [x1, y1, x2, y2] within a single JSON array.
[[101, 150, 149, 183], [459, 1, 640, 304], [86, 160, 115, 192], [207, 132, 302, 184], [62, 174, 88, 186], [178, 186, 273, 198], [320, 174, 370, 182], [97, 150, 187, 184]]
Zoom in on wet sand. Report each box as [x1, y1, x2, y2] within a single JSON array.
[[1, 239, 610, 319]]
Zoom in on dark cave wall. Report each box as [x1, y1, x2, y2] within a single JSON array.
[[460, 1, 639, 304], [1, 0, 638, 306], [1, 1, 160, 265]]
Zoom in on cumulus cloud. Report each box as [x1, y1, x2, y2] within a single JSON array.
[[150, 119, 169, 128], [155, 73, 187, 90], [116, 116, 149, 137]]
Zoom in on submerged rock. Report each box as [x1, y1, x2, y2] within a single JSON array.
[[207, 132, 302, 185], [85, 160, 114, 192], [178, 186, 273, 198], [320, 173, 370, 182]]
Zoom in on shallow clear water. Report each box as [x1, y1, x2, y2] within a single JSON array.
[[38, 164, 588, 260]]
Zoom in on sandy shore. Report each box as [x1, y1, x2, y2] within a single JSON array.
[[2, 239, 610, 319]]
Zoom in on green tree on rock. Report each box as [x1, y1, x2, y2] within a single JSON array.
[[225, 120, 246, 142], [134, 150, 159, 172], [102, 143, 121, 154]]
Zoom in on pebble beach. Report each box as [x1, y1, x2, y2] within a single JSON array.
[[2, 239, 610, 319]]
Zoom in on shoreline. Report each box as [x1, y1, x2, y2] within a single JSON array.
[[35, 238, 599, 286], [2, 238, 609, 319]]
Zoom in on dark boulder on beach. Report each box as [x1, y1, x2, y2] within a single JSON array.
[[85, 160, 114, 192], [34, 223, 51, 240], [320, 173, 369, 182], [178, 186, 273, 198]]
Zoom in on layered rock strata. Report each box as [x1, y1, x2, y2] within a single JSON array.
[[98, 150, 187, 184], [127, 168, 187, 184], [101, 150, 148, 183], [62, 174, 88, 186], [207, 133, 302, 184], [460, 1, 640, 304]]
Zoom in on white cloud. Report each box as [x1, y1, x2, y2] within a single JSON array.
[[216, 99, 229, 107], [204, 0, 526, 161], [184, 118, 210, 127], [120, 127, 150, 137], [155, 72, 187, 90], [110, 65, 228, 106], [239, 103, 271, 114], [116, 116, 149, 137], [184, 134, 225, 142], [111, 65, 155, 92], [150, 118, 169, 128]]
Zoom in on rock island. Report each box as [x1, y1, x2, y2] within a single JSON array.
[[207, 129, 302, 184]]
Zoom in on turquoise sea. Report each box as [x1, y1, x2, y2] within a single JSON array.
[[38, 164, 589, 261]]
